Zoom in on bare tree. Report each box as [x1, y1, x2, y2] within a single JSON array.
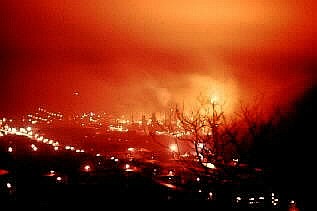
[[145, 92, 283, 172], [167, 94, 229, 168]]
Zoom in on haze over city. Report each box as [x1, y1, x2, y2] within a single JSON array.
[[2, 0, 315, 116]]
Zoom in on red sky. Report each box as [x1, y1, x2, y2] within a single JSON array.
[[2, 0, 316, 116]]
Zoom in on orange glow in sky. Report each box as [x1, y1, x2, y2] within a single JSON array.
[[2, 0, 316, 116]]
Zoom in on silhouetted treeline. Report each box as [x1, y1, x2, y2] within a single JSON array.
[[249, 84, 316, 208]]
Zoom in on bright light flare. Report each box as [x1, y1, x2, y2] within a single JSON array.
[[169, 144, 178, 152], [168, 170, 175, 176], [128, 147, 135, 152], [31, 144, 38, 151], [84, 165, 91, 172], [210, 95, 218, 103], [202, 163, 216, 169], [6, 183, 12, 189]]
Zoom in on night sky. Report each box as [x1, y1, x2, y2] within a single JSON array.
[[2, 0, 316, 116]]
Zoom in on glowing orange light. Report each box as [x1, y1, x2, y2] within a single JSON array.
[[84, 165, 91, 172], [169, 144, 178, 152], [128, 147, 135, 152], [210, 95, 218, 103]]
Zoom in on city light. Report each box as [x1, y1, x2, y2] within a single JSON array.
[[169, 144, 178, 152], [128, 147, 135, 152], [0, 106, 294, 206], [202, 163, 216, 169], [208, 192, 214, 200], [6, 183, 12, 189], [84, 165, 91, 172]]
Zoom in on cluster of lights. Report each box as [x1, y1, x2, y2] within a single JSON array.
[[1, 124, 88, 155], [25, 107, 63, 125], [1, 126, 33, 138], [73, 112, 116, 127], [44, 169, 67, 184], [117, 118, 130, 124], [235, 195, 265, 207], [0, 118, 13, 125], [170, 130, 190, 138], [271, 193, 279, 207], [1, 114, 273, 205], [35, 130, 85, 153], [110, 156, 119, 162], [234, 193, 282, 208], [31, 144, 38, 151], [109, 125, 128, 132], [34, 133, 62, 151], [79, 112, 100, 123]]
